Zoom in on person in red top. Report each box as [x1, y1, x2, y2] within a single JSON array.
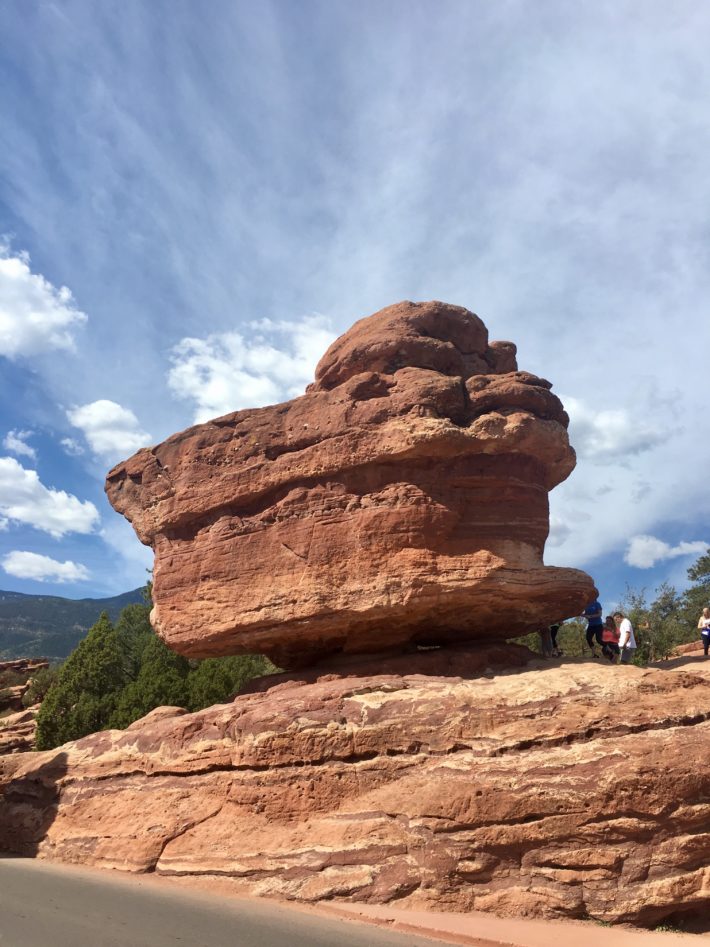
[[601, 615, 620, 662]]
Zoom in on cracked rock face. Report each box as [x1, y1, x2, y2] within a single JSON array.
[[106, 300, 595, 667], [2, 653, 709, 926]]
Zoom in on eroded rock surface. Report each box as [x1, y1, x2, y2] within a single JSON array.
[[106, 301, 594, 666], [1, 653, 709, 926], [0, 705, 39, 754]]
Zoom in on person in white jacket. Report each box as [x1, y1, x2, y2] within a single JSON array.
[[698, 607, 710, 656], [613, 611, 637, 664]]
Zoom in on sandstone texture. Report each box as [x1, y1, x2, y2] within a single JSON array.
[[671, 640, 706, 658], [2, 652, 709, 927], [106, 301, 594, 666], [0, 705, 39, 755]]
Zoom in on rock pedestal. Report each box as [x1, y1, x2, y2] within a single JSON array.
[[2, 653, 709, 927]]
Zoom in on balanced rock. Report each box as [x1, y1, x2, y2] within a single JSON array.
[[106, 301, 594, 666], [2, 653, 709, 927]]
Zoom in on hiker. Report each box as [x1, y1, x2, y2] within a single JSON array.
[[614, 611, 637, 664], [582, 598, 604, 657], [601, 615, 620, 662], [698, 607, 710, 656], [550, 622, 562, 657]]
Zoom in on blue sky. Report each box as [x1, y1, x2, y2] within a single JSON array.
[[0, 0, 708, 610]]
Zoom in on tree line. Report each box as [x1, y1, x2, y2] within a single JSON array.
[[32, 588, 274, 750]]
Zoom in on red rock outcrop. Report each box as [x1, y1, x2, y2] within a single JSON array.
[[0, 659, 49, 678], [2, 653, 709, 927], [0, 659, 48, 713], [106, 301, 594, 666], [0, 705, 39, 754], [671, 640, 705, 658]]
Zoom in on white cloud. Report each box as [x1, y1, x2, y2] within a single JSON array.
[[547, 514, 572, 548], [0, 516, 8, 532], [67, 400, 151, 461], [0, 456, 99, 537], [624, 535, 708, 569], [168, 316, 335, 423], [60, 436, 84, 456], [2, 550, 90, 583], [564, 396, 664, 465], [0, 246, 87, 358], [3, 429, 36, 461]]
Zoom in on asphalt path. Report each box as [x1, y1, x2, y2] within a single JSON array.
[[0, 857, 442, 947]]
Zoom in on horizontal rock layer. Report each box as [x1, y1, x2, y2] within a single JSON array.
[[106, 301, 594, 665], [0, 705, 39, 755], [2, 650, 709, 926], [0, 659, 49, 677]]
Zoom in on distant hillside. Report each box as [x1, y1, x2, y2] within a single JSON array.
[[0, 588, 145, 661]]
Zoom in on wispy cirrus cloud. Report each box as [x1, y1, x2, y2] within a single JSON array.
[[60, 436, 84, 457], [0, 1, 709, 600], [3, 429, 36, 461]]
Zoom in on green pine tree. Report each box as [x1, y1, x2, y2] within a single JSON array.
[[35, 613, 128, 750], [186, 654, 273, 712], [114, 602, 154, 678], [33, 582, 276, 746], [109, 633, 190, 728]]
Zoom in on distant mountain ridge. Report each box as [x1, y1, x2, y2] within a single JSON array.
[[0, 588, 145, 661]]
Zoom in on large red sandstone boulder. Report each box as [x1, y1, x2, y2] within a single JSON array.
[[106, 301, 594, 666], [2, 653, 709, 927]]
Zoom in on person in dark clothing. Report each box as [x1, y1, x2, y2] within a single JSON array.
[[549, 623, 562, 657], [582, 599, 604, 657]]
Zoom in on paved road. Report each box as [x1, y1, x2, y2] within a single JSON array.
[[0, 857, 441, 947]]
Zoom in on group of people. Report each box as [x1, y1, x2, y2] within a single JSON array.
[[581, 599, 636, 663], [539, 600, 710, 663], [538, 599, 636, 663]]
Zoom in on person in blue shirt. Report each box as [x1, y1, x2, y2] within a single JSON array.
[[582, 599, 604, 658]]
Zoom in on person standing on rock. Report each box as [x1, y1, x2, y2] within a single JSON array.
[[601, 615, 620, 662], [614, 611, 637, 664], [582, 598, 604, 657], [698, 607, 710, 656]]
